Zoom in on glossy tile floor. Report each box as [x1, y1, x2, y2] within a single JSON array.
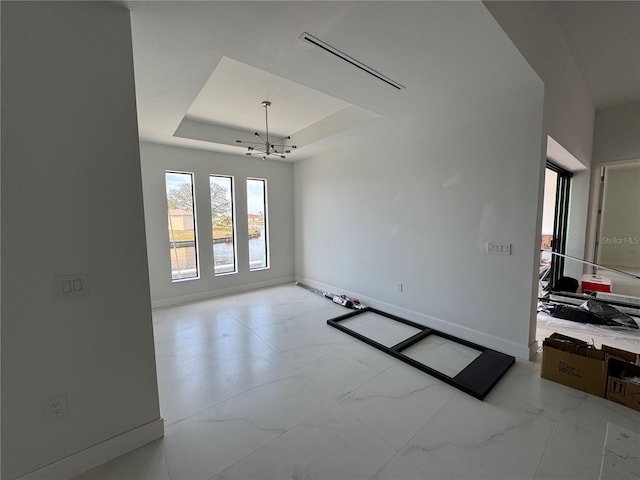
[[76, 284, 640, 480]]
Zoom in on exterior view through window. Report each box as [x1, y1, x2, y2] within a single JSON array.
[[165, 171, 199, 281], [540, 168, 558, 271], [247, 178, 269, 270], [210, 175, 236, 275]]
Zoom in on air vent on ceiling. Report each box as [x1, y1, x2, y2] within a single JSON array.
[[299, 32, 405, 90]]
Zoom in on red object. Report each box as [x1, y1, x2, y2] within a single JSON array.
[[581, 275, 611, 293]]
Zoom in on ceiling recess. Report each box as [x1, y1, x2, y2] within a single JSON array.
[[299, 32, 405, 91]]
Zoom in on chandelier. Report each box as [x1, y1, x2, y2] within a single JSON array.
[[236, 101, 297, 159]]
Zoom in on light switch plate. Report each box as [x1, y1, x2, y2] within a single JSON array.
[[55, 273, 89, 298], [487, 242, 511, 255]]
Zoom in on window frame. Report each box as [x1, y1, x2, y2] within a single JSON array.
[[545, 161, 572, 288], [247, 177, 270, 271], [210, 174, 238, 276], [165, 170, 200, 282]]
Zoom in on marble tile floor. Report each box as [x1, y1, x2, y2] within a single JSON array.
[[75, 284, 640, 480], [599, 423, 640, 479]]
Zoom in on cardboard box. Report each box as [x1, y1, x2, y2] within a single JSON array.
[[602, 345, 640, 366], [541, 333, 607, 397], [606, 358, 640, 412], [542, 333, 640, 404], [581, 274, 611, 293]]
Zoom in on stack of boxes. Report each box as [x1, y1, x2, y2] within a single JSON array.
[[541, 332, 640, 411]]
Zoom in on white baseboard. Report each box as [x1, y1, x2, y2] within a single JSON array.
[[151, 276, 295, 308], [17, 418, 164, 480], [295, 276, 531, 360]]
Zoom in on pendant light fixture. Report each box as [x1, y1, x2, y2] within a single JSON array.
[[236, 101, 296, 159]]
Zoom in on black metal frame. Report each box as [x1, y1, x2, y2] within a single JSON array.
[[546, 161, 572, 289], [327, 307, 515, 400]]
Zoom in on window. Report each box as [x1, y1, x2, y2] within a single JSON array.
[[247, 178, 269, 270], [165, 171, 199, 281], [210, 175, 236, 275]]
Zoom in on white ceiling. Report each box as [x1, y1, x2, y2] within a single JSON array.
[[549, 1, 640, 110], [185, 57, 352, 136], [126, 1, 635, 160], [127, 1, 411, 161]]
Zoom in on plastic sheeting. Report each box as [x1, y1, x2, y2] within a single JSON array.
[[536, 312, 640, 353], [550, 299, 638, 329]]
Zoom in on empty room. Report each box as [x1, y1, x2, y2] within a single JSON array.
[[2, 1, 639, 479]]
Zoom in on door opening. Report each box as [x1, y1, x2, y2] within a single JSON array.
[[540, 161, 572, 292]]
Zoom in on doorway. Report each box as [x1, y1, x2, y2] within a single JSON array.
[[540, 161, 572, 292], [593, 160, 640, 297]]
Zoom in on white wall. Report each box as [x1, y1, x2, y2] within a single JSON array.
[[597, 164, 640, 268], [140, 142, 295, 306], [484, 1, 596, 280], [1, 3, 161, 479], [592, 102, 640, 164], [484, 1, 594, 168], [294, 5, 545, 359], [295, 91, 544, 359], [585, 102, 640, 271], [587, 103, 640, 264]]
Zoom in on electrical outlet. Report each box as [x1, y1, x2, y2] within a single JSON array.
[[55, 273, 89, 298], [396, 283, 403, 292], [45, 394, 68, 420]]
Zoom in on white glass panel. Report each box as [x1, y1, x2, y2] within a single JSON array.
[[341, 312, 422, 347], [402, 335, 482, 377]]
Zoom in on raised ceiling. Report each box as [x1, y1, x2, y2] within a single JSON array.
[[126, 2, 543, 160], [185, 57, 352, 135], [173, 56, 379, 158], [127, 1, 413, 161], [127, 1, 639, 161]]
